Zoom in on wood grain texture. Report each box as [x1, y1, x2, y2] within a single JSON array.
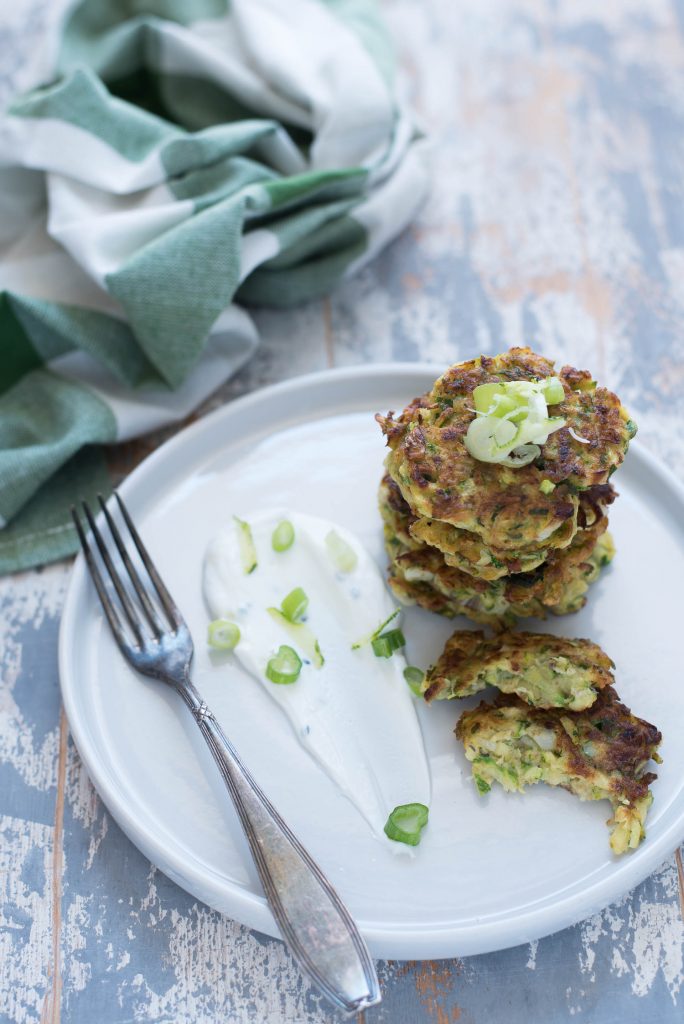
[[2, 0, 684, 1021]]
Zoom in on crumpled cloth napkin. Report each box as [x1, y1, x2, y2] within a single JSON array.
[[0, 0, 428, 573]]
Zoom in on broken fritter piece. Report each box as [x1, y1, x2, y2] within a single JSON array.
[[424, 630, 614, 711], [456, 687, 662, 854]]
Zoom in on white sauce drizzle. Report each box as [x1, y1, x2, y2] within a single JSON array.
[[203, 509, 431, 845]]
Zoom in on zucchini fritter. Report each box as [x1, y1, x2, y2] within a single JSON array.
[[377, 347, 635, 556], [407, 514, 574, 578], [456, 688, 662, 854], [406, 482, 615, 580], [386, 532, 614, 627], [424, 630, 614, 710], [380, 472, 616, 627]]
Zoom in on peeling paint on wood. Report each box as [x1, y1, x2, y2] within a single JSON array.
[[2, 0, 684, 1021]]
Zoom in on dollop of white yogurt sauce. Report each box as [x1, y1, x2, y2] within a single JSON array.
[[203, 509, 431, 844]]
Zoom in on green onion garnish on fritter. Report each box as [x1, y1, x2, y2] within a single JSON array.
[[384, 803, 429, 846], [465, 376, 566, 467]]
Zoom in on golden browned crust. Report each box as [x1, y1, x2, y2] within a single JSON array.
[[424, 629, 614, 703], [385, 532, 611, 627], [456, 686, 661, 809], [380, 470, 614, 626], [408, 484, 615, 580]]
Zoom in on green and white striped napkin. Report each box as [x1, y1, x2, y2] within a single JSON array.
[[0, 0, 428, 574]]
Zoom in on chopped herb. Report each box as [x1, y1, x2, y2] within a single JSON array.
[[352, 608, 400, 650], [371, 628, 406, 658]]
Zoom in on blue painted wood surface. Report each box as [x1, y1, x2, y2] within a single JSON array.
[[2, 0, 684, 1021]]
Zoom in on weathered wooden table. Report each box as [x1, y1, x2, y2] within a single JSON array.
[[3, 1, 684, 1021]]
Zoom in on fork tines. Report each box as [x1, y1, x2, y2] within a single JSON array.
[[71, 493, 182, 649]]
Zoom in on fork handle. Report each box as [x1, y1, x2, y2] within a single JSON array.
[[178, 682, 380, 1015]]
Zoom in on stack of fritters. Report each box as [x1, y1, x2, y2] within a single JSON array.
[[377, 348, 636, 628], [424, 631, 662, 854]]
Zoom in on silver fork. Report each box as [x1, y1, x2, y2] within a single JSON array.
[[71, 492, 381, 1017]]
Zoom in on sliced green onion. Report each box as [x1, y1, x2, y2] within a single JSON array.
[[495, 396, 528, 421], [371, 628, 406, 658], [351, 608, 400, 650], [467, 416, 513, 454], [491, 417, 519, 449], [534, 416, 566, 443], [474, 377, 563, 414], [272, 520, 295, 552], [268, 608, 324, 668], [473, 382, 506, 414], [372, 609, 400, 639], [466, 377, 566, 467], [325, 529, 358, 573], [234, 516, 257, 574], [473, 382, 529, 416], [384, 803, 429, 846], [207, 619, 241, 650], [403, 666, 425, 696], [539, 479, 556, 495], [280, 586, 308, 623], [542, 377, 565, 405], [265, 645, 302, 685], [501, 442, 541, 467], [465, 417, 539, 466]]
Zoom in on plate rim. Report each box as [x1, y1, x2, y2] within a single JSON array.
[[59, 362, 684, 959]]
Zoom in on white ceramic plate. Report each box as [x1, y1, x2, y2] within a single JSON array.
[[59, 365, 684, 959]]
